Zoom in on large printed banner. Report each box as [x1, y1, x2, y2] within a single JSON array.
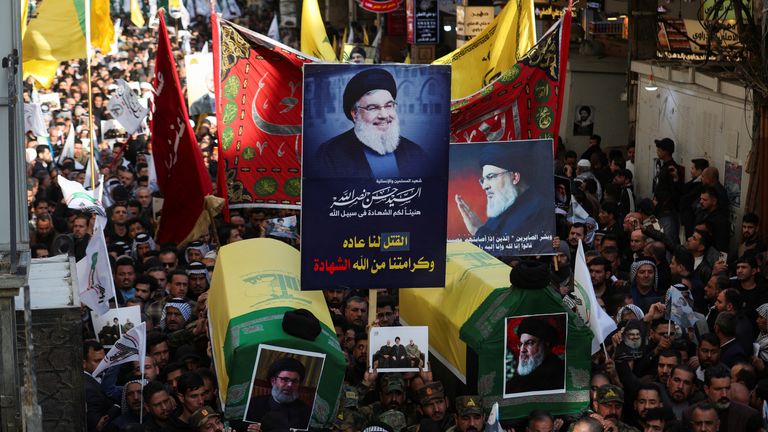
[[213, 18, 313, 211], [450, 10, 571, 143], [448, 140, 555, 256], [300, 64, 450, 290]]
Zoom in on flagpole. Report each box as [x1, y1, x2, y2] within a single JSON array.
[[140, 367, 145, 424], [84, 0, 97, 189]]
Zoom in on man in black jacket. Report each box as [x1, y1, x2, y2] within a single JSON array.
[[652, 138, 684, 245]]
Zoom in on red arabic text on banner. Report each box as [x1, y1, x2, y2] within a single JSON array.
[[449, 9, 572, 153], [151, 11, 213, 244], [213, 18, 313, 212], [358, 0, 404, 13]]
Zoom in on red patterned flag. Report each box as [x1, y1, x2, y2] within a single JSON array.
[[212, 16, 314, 214], [450, 10, 572, 145], [152, 11, 214, 244]]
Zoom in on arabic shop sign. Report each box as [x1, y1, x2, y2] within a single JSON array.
[[657, 18, 742, 60], [358, 0, 404, 13]]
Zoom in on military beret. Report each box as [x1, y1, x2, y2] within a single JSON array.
[[343, 68, 397, 120]]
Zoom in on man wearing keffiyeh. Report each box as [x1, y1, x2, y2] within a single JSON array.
[[109, 377, 147, 429], [161, 298, 192, 333]]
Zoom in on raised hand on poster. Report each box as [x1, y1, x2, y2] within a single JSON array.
[[455, 194, 482, 235]]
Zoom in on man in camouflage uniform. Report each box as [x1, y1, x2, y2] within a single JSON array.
[[359, 374, 407, 422], [407, 381, 455, 432], [446, 396, 484, 432], [592, 384, 640, 432], [405, 339, 423, 368]]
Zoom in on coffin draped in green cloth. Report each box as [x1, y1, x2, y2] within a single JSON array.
[[460, 275, 593, 420]]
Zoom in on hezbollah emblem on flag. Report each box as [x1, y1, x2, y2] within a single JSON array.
[[573, 279, 592, 326]]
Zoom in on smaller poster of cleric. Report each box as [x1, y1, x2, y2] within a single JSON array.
[[504, 313, 567, 398], [301, 64, 450, 290], [448, 140, 555, 256]]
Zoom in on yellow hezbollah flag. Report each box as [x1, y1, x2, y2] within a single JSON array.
[[131, 0, 145, 27], [301, 0, 336, 61], [22, 0, 114, 88], [208, 238, 337, 398], [434, 0, 536, 99]]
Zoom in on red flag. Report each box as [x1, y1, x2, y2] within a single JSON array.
[[450, 9, 572, 149], [212, 16, 314, 216], [151, 11, 213, 244]]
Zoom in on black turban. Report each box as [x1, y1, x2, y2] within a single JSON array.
[[267, 356, 306, 381], [478, 144, 530, 175], [509, 260, 549, 290], [343, 68, 397, 120], [516, 317, 557, 345], [282, 308, 321, 341]]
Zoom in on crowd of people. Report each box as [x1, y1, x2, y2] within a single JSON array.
[[20, 2, 768, 432]]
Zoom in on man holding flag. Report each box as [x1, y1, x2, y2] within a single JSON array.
[[572, 240, 618, 354]]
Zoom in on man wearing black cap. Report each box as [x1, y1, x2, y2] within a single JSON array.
[[314, 68, 428, 178], [349, 46, 367, 64], [680, 158, 709, 238], [245, 356, 312, 429], [652, 138, 683, 245], [505, 316, 565, 394], [455, 144, 552, 240]]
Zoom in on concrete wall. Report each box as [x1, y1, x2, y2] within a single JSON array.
[[633, 66, 753, 242], [560, 53, 630, 155]]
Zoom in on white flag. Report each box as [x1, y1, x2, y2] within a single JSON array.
[[573, 240, 617, 354], [146, 153, 159, 193], [92, 322, 146, 377], [346, 24, 355, 44], [76, 218, 116, 315], [219, 0, 241, 19], [107, 79, 149, 135], [58, 124, 76, 164], [83, 156, 100, 190], [58, 175, 105, 216], [24, 103, 47, 137], [267, 14, 280, 42], [486, 402, 504, 432]]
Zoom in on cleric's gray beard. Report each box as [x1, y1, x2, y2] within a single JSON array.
[[516, 350, 544, 376], [486, 183, 519, 218], [272, 385, 298, 404], [354, 117, 401, 155]]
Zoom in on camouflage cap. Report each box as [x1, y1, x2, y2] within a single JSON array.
[[417, 381, 445, 405], [455, 395, 484, 416], [378, 409, 407, 432], [189, 406, 220, 429], [333, 408, 366, 430], [596, 384, 624, 404], [381, 373, 405, 393]]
